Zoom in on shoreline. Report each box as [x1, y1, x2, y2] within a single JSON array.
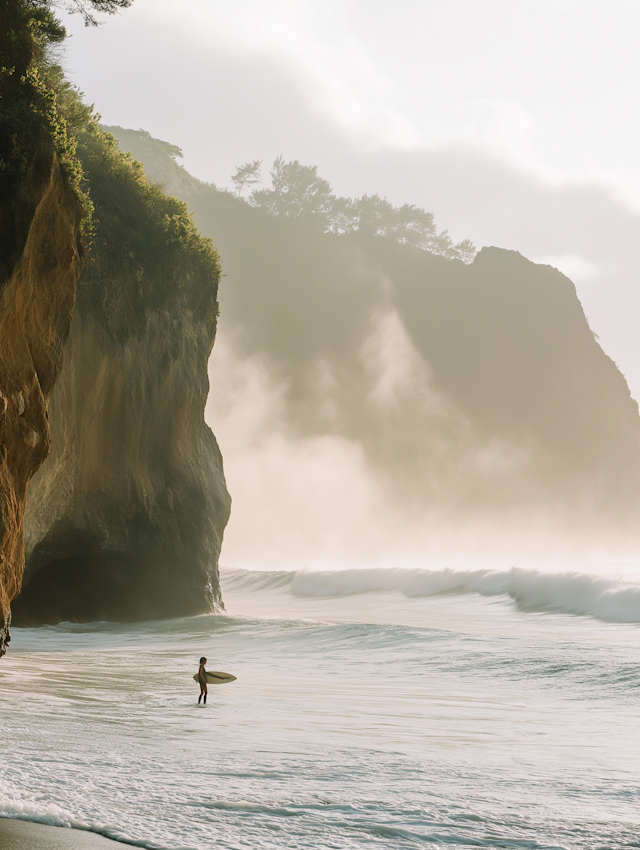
[[0, 818, 132, 849]]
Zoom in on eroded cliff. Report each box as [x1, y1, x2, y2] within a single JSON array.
[[13, 125, 230, 626], [0, 151, 84, 654]]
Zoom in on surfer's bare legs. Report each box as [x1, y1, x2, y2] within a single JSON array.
[[198, 656, 208, 704]]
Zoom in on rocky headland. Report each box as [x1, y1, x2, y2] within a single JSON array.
[[12, 124, 231, 626], [0, 3, 229, 643], [0, 3, 230, 667]]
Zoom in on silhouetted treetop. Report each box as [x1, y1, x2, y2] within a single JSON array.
[[231, 160, 262, 197], [251, 157, 335, 227], [64, 0, 134, 26], [246, 156, 476, 263]]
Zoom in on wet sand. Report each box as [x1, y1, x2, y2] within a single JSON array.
[[0, 818, 125, 849]]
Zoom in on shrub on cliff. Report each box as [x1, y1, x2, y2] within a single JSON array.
[[0, 0, 132, 270], [0, 1, 218, 330], [75, 121, 221, 337], [0, 1, 131, 184], [0, 2, 67, 184]]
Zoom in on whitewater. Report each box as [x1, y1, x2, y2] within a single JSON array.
[[2, 564, 640, 849]]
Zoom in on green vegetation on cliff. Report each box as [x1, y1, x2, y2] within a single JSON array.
[[76, 122, 221, 338], [0, 0, 131, 275], [0, 0, 221, 329], [0, 2, 69, 187], [105, 127, 476, 263], [0, 0, 221, 367]]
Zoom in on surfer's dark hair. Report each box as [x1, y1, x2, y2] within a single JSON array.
[[199, 657, 206, 664]]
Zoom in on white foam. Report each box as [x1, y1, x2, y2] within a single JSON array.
[[4, 584, 640, 850]]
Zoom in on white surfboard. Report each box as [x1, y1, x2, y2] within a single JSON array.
[[193, 671, 237, 684]]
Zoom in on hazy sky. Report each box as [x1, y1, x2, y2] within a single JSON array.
[[60, 0, 640, 398]]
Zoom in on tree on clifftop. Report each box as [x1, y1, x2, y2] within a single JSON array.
[[231, 160, 262, 197], [251, 156, 335, 227], [63, 0, 133, 26], [245, 155, 477, 263]]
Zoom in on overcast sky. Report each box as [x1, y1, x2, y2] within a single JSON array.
[[60, 0, 640, 398]]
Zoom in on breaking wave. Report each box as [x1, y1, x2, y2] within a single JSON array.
[[222, 565, 640, 623]]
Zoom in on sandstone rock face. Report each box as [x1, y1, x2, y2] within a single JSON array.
[[0, 152, 84, 655], [16, 305, 229, 624]]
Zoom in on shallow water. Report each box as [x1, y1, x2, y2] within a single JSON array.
[[1, 566, 640, 849]]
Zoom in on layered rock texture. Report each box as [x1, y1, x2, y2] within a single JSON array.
[[0, 151, 84, 654], [13, 127, 230, 626]]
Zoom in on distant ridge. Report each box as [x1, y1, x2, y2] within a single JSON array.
[[109, 126, 640, 539]]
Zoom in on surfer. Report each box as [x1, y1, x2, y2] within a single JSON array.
[[198, 656, 208, 704]]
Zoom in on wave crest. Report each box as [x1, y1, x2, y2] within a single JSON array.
[[223, 565, 640, 624], [291, 566, 640, 623]]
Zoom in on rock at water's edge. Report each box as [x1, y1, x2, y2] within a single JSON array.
[[17, 305, 231, 624]]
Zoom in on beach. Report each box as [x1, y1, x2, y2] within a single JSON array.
[[0, 819, 123, 849]]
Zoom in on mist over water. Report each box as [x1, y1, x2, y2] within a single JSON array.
[[189, 190, 640, 577], [207, 312, 640, 575], [102, 125, 640, 575]]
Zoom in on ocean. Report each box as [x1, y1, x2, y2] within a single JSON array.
[[1, 565, 640, 849]]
